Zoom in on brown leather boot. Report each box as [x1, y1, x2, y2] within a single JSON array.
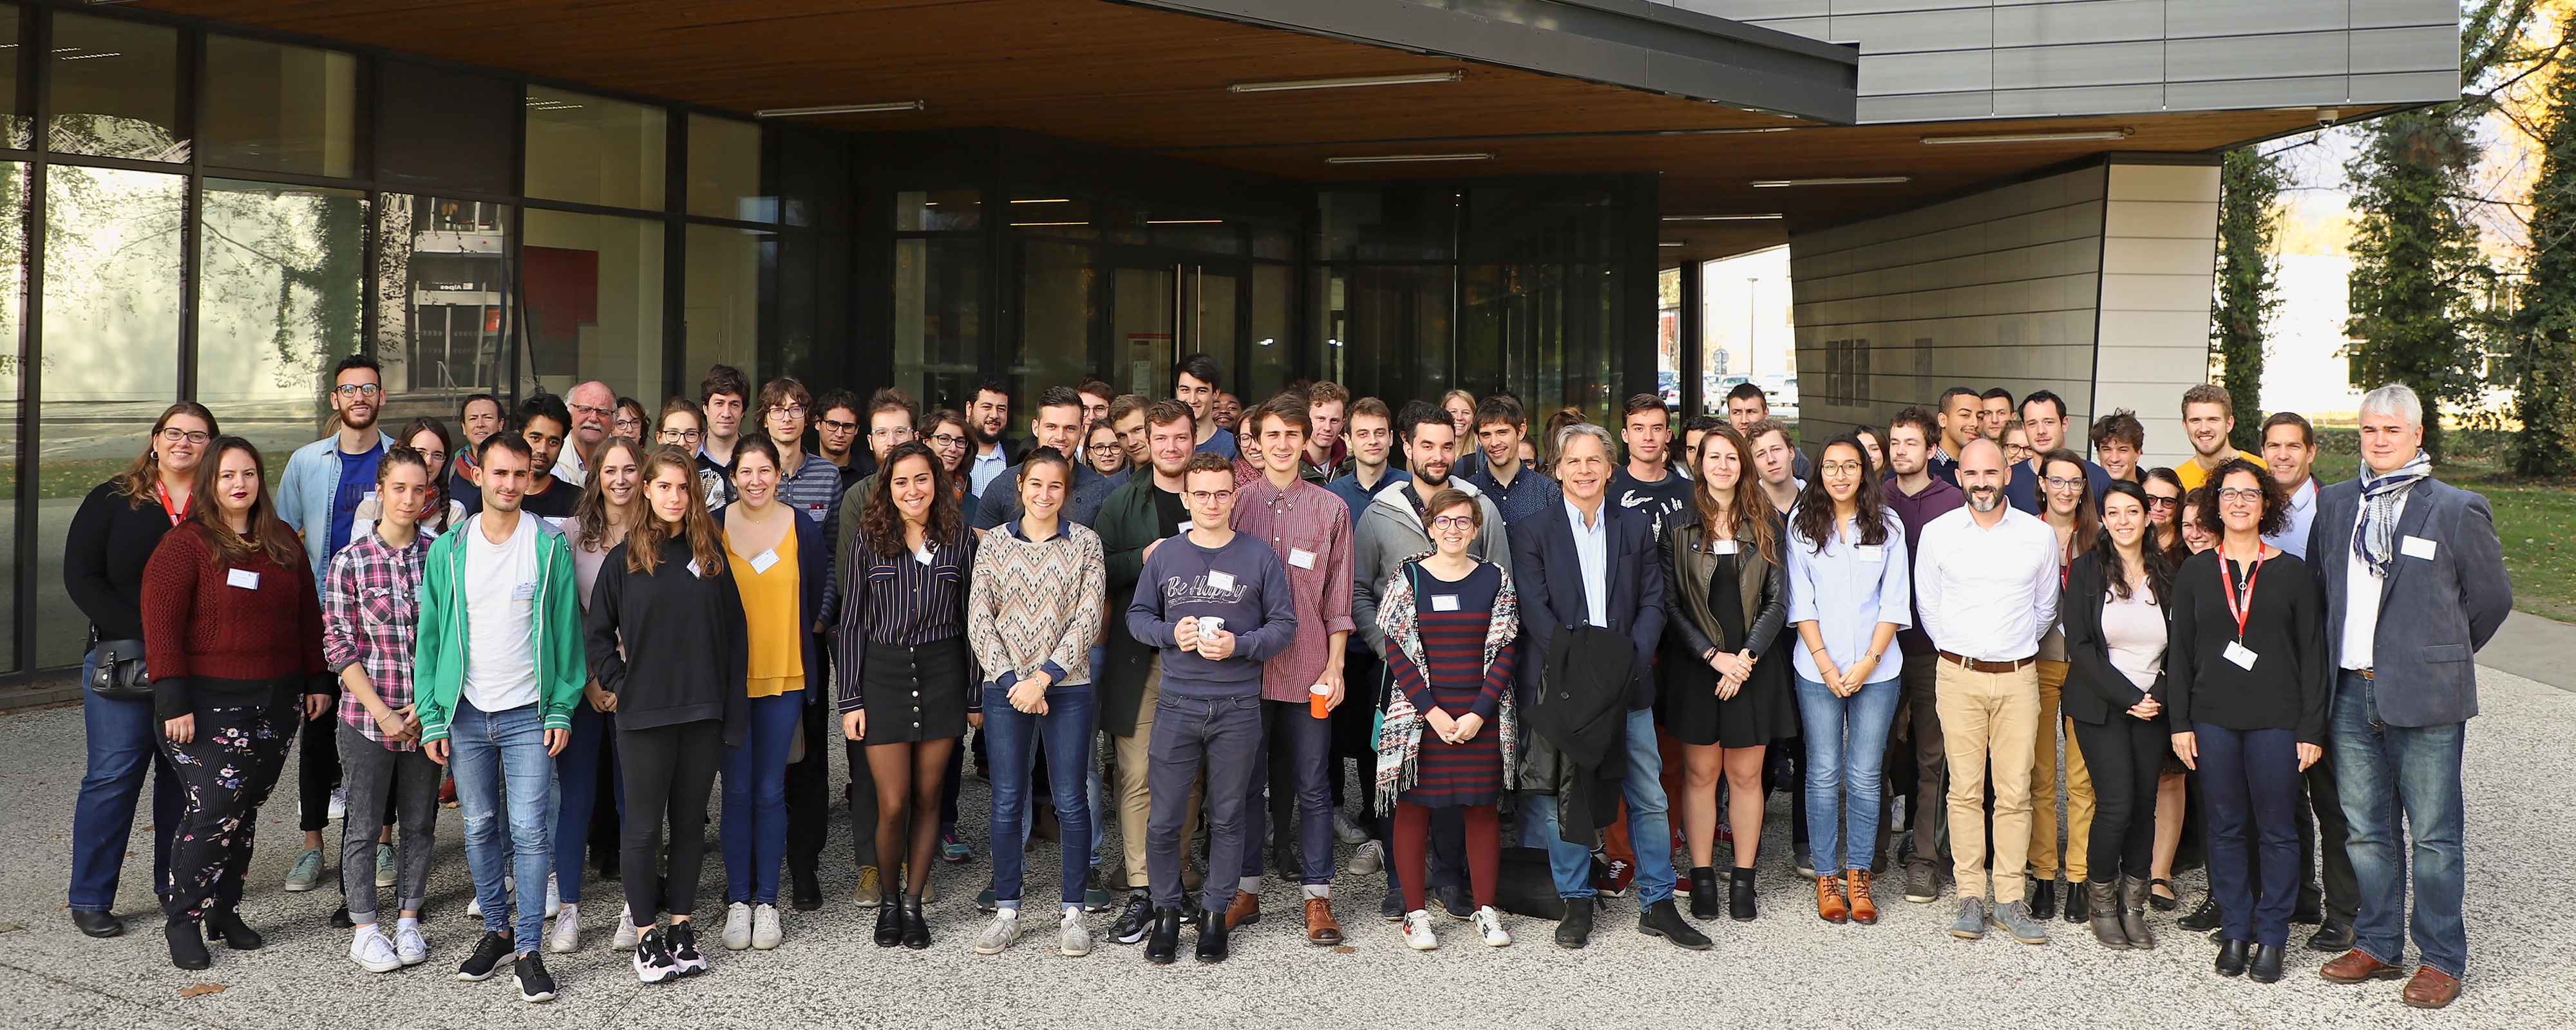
[[1223, 890, 1262, 929], [1302, 897, 1342, 946], [1816, 872, 1848, 923], [2321, 948, 2406, 984], [2402, 966, 2462, 1008], [1844, 870, 1877, 924]]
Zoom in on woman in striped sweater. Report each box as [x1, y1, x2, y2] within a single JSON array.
[[1372, 487, 1519, 952]]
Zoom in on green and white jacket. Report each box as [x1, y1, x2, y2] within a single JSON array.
[[412, 511, 587, 744]]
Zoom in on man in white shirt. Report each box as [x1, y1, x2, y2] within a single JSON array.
[[553, 380, 614, 486], [2261, 412, 2321, 561], [1911, 438, 2060, 947]]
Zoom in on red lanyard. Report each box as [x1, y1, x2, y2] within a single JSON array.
[[2217, 550, 2264, 641], [155, 483, 189, 526]]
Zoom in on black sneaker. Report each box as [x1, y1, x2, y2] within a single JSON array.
[[1083, 868, 1114, 913], [514, 953, 557, 1003], [1110, 890, 1154, 945], [455, 930, 513, 982], [2177, 894, 2222, 933], [668, 920, 708, 975], [633, 927, 679, 984]]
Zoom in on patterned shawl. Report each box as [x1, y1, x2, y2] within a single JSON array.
[[1373, 551, 1519, 810]]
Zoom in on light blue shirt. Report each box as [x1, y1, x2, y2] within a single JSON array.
[[969, 444, 1011, 499], [1786, 505, 1912, 684], [2264, 476, 2317, 561], [1566, 496, 1610, 629]]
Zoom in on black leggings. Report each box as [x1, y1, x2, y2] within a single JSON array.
[[2070, 713, 2164, 883], [618, 720, 722, 923], [869, 738, 956, 895]]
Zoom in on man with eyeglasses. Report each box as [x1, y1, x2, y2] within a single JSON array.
[[551, 380, 615, 487], [1126, 451, 1298, 964], [812, 389, 867, 490], [2005, 390, 2107, 515], [1880, 407, 1965, 904]]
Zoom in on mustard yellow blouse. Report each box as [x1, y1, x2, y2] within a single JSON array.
[[728, 522, 806, 698]]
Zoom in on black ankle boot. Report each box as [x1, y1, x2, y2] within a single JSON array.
[[166, 917, 211, 969], [2248, 943, 2286, 983], [1193, 907, 1230, 963], [204, 906, 262, 950], [1145, 907, 1183, 964], [874, 896, 904, 948], [2178, 894, 2221, 933], [899, 894, 931, 950], [1688, 867, 1721, 920], [2063, 879, 2090, 924], [2215, 938, 2251, 977], [1728, 867, 1757, 921], [2026, 877, 2056, 921]]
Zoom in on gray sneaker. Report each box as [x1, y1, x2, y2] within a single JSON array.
[[1989, 898, 2052, 944], [1904, 865, 1938, 904], [1949, 897, 1987, 940], [1056, 910, 1093, 957], [972, 910, 1022, 955], [285, 847, 325, 892]]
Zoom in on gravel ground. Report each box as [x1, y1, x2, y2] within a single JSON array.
[[2, 666, 2570, 1030]]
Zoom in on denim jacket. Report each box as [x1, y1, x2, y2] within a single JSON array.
[[277, 431, 397, 583]]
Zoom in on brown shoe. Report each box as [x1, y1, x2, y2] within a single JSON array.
[[2402, 966, 2463, 1009], [1844, 870, 1877, 925], [1816, 872, 1848, 923], [1224, 891, 1262, 929], [1303, 897, 1343, 946], [2320, 949, 2406, 984]]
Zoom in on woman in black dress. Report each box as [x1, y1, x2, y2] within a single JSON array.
[[1659, 424, 1790, 921], [837, 441, 978, 950]]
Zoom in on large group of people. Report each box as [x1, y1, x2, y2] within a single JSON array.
[[59, 355, 2510, 1009]]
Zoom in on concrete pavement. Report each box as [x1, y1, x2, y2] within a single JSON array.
[[3, 666, 2572, 1029]]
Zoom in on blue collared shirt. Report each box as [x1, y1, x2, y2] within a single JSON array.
[[1566, 496, 1610, 629], [969, 444, 1011, 498], [1786, 505, 1913, 684], [2265, 476, 2317, 560]]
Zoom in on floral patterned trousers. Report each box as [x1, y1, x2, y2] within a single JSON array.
[[157, 695, 299, 923]]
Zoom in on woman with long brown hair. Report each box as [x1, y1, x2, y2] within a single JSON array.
[[354, 417, 466, 539], [2061, 478, 2174, 951], [141, 437, 330, 969], [837, 440, 978, 950], [584, 444, 746, 983], [1658, 424, 1790, 922], [64, 402, 217, 939], [551, 436, 649, 954]]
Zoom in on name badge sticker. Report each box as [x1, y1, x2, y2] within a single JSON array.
[[1431, 594, 1461, 612], [2400, 535, 2439, 560], [687, 559, 703, 577], [750, 548, 781, 574], [1710, 539, 1739, 556], [1855, 544, 1885, 563], [2222, 641, 2259, 671], [1288, 548, 1318, 570], [225, 568, 261, 590], [1178, 521, 1193, 535], [511, 582, 537, 601], [1206, 570, 1236, 593]]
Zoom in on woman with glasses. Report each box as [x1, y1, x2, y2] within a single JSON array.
[[2002, 420, 2034, 469], [1086, 419, 1129, 480], [354, 418, 466, 541], [2166, 459, 2328, 984], [920, 409, 981, 529], [614, 398, 649, 442], [658, 398, 707, 452], [1659, 424, 1790, 922], [2143, 468, 2188, 565], [1784, 433, 1908, 924], [2061, 480, 2172, 951], [64, 404, 218, 941]]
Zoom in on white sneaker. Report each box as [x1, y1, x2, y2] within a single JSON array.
[[1333, 810, 1370, 845], [328, 785, 348, 821], [722, 902, 753, 950], [1401, 909, 1439, 951], [1347, 839, 1385, 876], [393, 921, 429, 966], [1472, 905, 1511, 947], [545, 873, 562, 919], [350, 926, 401, 973], [547, 904, 581, 953], [973, 910, 1022, 955], [612, 904, 641, 949], [466, 896, 482, 917], [1056, 910, 1092, 957], [751, 903, 782, 950]]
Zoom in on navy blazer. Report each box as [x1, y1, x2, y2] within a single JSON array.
[[1509, 498, 1669, 712], [2305, 475, 2510, 727], [717, 503, 833, 704]]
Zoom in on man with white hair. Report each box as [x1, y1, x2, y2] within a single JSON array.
[[553, 380, 615, 486], [2310, 384, 2510, 1009]]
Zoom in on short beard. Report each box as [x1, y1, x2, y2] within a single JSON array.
[[1967, 489, 2002, 512]]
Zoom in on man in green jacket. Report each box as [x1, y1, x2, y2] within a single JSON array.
[[413, 434, 585, 1000], [1094, 399, 1206, 943]]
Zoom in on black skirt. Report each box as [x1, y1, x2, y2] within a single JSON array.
[[1658, 554, 1797, 749], [858, 636, 970, 743]]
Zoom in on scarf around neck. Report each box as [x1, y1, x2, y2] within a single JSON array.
[[2351, 449, 2431, 578]]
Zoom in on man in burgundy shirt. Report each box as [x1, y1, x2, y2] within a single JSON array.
[[1882, 406, 1966, 904]]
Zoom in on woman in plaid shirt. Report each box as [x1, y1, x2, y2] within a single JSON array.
[[321, 447, 442, 974]]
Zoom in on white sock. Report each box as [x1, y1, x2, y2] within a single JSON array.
[[996, 905, 1019, 919], [1061, 903, 1083, 916], [396, 916, 419, 933], [1303, 884, 1331, 900], [1240, 876, 1263, 895]]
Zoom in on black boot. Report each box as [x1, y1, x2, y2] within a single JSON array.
[[2117, 876, 2157, 950], [2177, 894, 2221, 933], [2214, 938, 2251, 977], [204, 906, 263, 950], [1688, 867, 1722, 920], [2306, 917, 2355, 952], [70, 910, 122, 939], [1553, 895, 1593, 949], [1638, 898, 1712, 950], [2083, 881, 2127, 950], [2063, 879, 2090, 924], [899, 893, 931, 950], [1728, 867, 1757, 922], [2025, 877, 2056, 921], [1144, 907, 1183, 964], [1193, 906, 1229, 963], [2248, 943, 2286, 983], [789, 864, 823, 912], [874, 895, 904, 948], [165, 918, 211, 970]]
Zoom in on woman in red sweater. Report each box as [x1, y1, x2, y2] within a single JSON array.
[[142, 437, 330, 971]]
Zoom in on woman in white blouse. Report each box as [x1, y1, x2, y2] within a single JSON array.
[[2060, 479, 2174, 952]]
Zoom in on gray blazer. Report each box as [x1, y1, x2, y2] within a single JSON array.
[[2306, 476, 2512, 727]]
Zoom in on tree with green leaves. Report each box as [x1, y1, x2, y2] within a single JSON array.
[[2509, 10, 2576, 477], [2211, 147, 2285, 452]]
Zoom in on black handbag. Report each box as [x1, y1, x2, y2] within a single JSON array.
[[88, 637, 153, 702]]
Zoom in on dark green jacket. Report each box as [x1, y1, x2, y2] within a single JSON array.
[[1093, 473, 1171, 736]]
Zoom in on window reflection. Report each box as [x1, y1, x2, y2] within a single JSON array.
[[894, 236, 980, 411], [688, 115, 771, 221], [686, 222, 768, 382], [0, 8, 26, 149], [898, 191, 981, 231], [197, 180, 366, 462], [0, 162, 21, 671], [50, 13, 185, 162], [524, 209, 664, 400], [202, 35, 361, 177], [524, 86, 666, 212], [376, 194, 511, 406]]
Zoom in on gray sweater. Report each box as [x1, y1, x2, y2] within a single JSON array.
[[1350, 477, 1510, 659]]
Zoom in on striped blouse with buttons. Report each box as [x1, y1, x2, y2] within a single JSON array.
[[834, 524, 978, 713]]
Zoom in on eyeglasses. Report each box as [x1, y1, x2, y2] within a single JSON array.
[[613, 416, 643, 431], [928, 433, 969, 448], [569, 402, 614, 418], [1186, 489, 1235, 503], [2217, 487, 2266, 503], [659, 428, 702, 442], [158, 427, 211, 445], [1819, 460, 1865, 475], [1430, 514, 1476, 530], [765, 404, 808, 420], [332, 383, 383, 398], [868, 426, 914, 440], [2145, 496, 2178, 510], [820, 418, 862, 433], [2044, 476, 2086, 491]]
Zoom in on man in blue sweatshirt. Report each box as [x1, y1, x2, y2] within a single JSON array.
[[1126, 452, 1297, 966]]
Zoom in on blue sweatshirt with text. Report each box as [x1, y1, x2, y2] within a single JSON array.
[[1126, 531, 1297, 698]]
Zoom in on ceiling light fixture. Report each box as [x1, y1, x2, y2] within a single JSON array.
[[1146, 220, 1224, 224], [1750, 176, 1910, 187], [1658, 241, 1687, 247], [1325, 152, 1495, 165], [755, 100, 925, 117], [1230, 71, 1463, 93], [1919, 128, 2130, 145], [1662, 214, 1783, 221], [1010, 198, 1072, 204]]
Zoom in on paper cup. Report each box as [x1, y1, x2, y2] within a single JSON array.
[[1308, 683, 1332, 719]]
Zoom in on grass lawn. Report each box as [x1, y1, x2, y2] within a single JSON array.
[[2312, 449, 2576, 624]]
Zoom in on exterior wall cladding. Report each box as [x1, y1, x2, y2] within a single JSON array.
[[1658, 0, 2463, 121]]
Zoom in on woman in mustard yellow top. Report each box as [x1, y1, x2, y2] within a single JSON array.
[[714, 436, 832, 952]]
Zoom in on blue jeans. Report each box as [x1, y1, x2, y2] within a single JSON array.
[[2195, 722, 2302, 949], [551, 702, 622, 906], [983, 682, 1096, 908], [721, 692, 802, 905], [1521, 707, 1678, 905], [1795, 674, 1902, 873], [450, 698, 553, 955], [70, 649, 182, 912], [1146, 691, 1264, 913], [2332, 671, 2469, 978], [1244, 698, 1336, 888]]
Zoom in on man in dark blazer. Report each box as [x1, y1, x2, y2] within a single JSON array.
[[2307, 384, 2512, 1010], [1509, 422, 1705, 951]]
